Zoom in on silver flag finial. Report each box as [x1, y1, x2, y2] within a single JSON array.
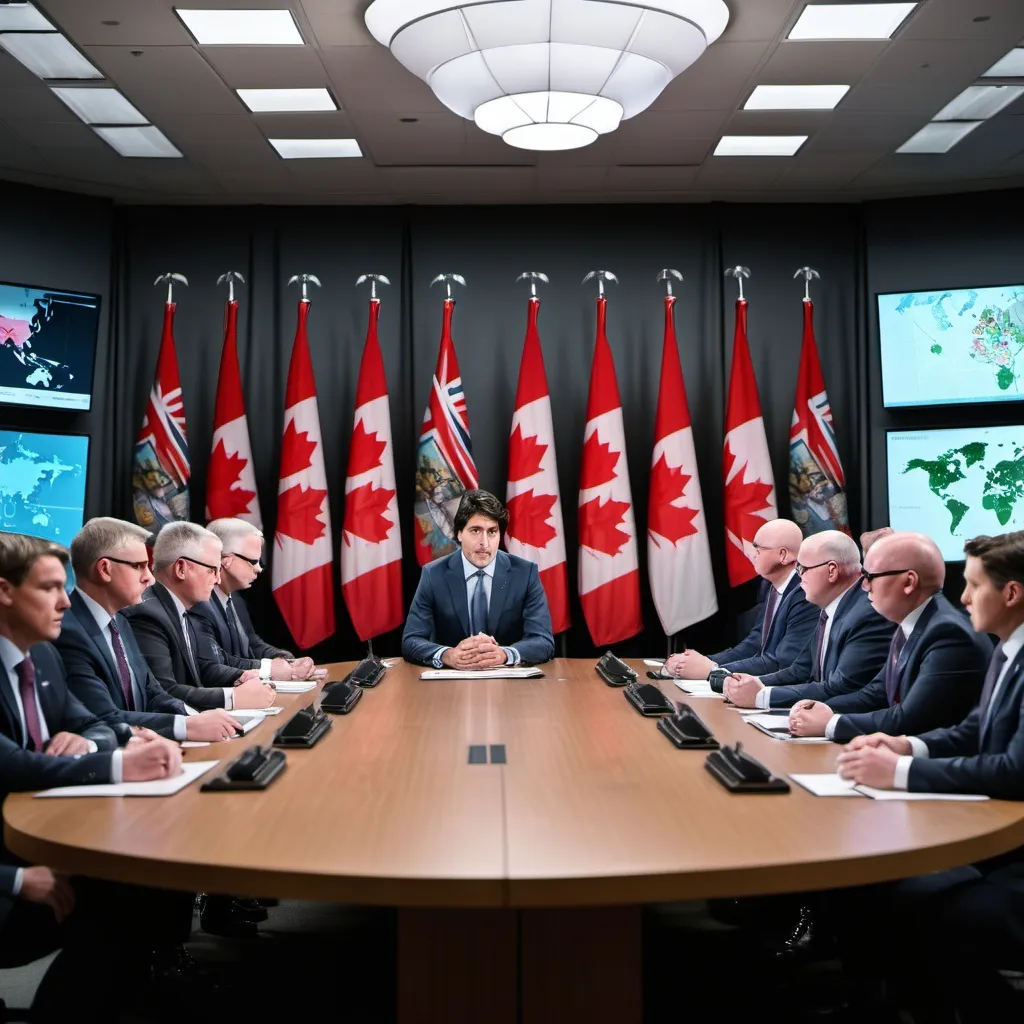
[[216, 271, 245, 302], [154, 272, 188, 304], [582, 270, 618, 297], [724, 265, 751, 301], [287, 273, 321, 302], [656, 268, 683, 296], [516, 271, 549, 298], [793, 266, 820, 302], [356, 273, 391, 301], [430, 273, 466, 300]]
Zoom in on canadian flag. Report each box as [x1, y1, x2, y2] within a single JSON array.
[[205, 298, 261, 526], [578, 297, 642, 646], [648, 294, 718, 635], [341, 299, 403, 640], [271, 299, 335, 649], [505, 297, 569, 634], [132, 302, 190, 530], [789, 299, 850, 536], [723, 298, 777, 587]]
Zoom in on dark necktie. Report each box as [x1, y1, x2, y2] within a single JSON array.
[[979, 645, 1008, 738], [224, 596, 245, 657], [15, 657, 44, 752], [884, 627, 908, 704], [469, 570, 488, 635], [108, 618, 135, 711], [813, 609, 829, 680], [181, 612, 199, 678], [760, 586, 780, 654]]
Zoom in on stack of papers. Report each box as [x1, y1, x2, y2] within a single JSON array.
[[270, 680, 318, 693], [789, 773, 990, 801], [420, 666, 544, 680], [672, 679, 724, 699], [35, 760, 219, 798], [746, 715, 832, 744]]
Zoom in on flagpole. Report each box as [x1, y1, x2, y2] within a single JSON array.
[[288, 272, 321, 304], [793, 266, 820, 303]]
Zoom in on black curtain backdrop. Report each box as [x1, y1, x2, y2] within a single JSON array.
[[4, 181, 1023, 660]]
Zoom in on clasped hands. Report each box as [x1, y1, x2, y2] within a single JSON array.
[[442, 633, 508, 670], [835, 732, 911, 789], [663, 649, 716, 680]]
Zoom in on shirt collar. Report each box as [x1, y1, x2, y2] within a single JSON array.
[[999, 621, 1024, 666], [166, 586, 190, 622], [823, 580, 858, 620], [0, 634, 26, 676], [900, 595, 934, 639], [75, 586, 111, 633], [461, 552, 496, 580], [772, 569, 797, 595]]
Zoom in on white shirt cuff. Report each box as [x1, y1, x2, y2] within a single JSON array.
[[907, 736, 929, 758], [223, 689, 234, 710], [893, 755, 914, 790], [110, 749, 123, 784], [12, 867, 23, 898], [432, 647, 450, 669], [825, 714, 841, 740], [503, 647, 520, 666], [755, 686, 771, 709], [173, 716, 188, 741], [85, 739, 98, 753], [259, 658, 272, 679]]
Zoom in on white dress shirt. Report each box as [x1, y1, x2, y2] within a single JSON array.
[[826, 595, 934, 742], [167, 589, 234, 709], [893, 618, 1024, 789], [214, 588, 272, 678]]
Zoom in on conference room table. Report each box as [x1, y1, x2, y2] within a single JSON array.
[[7, 658, 1024, 1023]]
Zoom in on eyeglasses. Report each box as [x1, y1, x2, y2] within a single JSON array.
[[796, 560, 834, 577], [228, 552, 263, 570], [102, 555, 150, 573], [179, 555, 220, 575], [860, 567, 913, 584]]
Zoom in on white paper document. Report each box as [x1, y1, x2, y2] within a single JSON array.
[[420, 667, 544, 680], [855, 785, 990, 802], [748, 718, 832, 744], [789, 773, 863, 797], [643, 659, 665, 667], [672, 680, 724, 699], [35, 760, 220, 798], [270, 680, 317, 693]]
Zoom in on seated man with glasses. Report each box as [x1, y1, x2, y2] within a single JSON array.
[[664, 518, 818, 681], [190, 518, 315, 683], [724, 529, 895, 710], [787, 530, 990, 739]]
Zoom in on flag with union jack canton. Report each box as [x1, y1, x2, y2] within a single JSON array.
[[132, 302, 190, 530], [414, 297, 478, 565]]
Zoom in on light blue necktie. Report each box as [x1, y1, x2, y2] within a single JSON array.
[[469, 570, 488, 634]]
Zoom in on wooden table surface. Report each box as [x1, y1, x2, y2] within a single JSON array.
[[6, 659, 1024, 908]]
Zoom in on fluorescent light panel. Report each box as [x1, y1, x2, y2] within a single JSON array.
[[237, 88, 336, 112], [52, 87, 147, 125], [714, 135, 807, 156], [94, 125, 182, 158], [788, 3, 917, 40], [0, 31, 102, 79], [933, 85, 1024, 121], [0, 3, 54, 31], [268, 138, 362, 158], [896, 121, 982, 154], [174, 9, 304, 45], [984, 48, 1024, 78], [744, 84, 849, 110]]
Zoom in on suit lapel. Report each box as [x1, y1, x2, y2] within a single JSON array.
[[71, 591, 120, 698], [981, 648, 1024, 747], [487, 552, 512, 635], [153, 583, 200, 686], [768, 574, 800, 644], [30, 649, 57, 739], [824, 587, 860, 675], [895, 598, 940, 696], [444, 553, 472, 637]]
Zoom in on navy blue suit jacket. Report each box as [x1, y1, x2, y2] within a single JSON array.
[[54, 590, 188, 739], [829, 594, 990, 741], [402, 550, 554, 666], [909, 644, 1024, 799], [764, 586, 896, 707], [190, 591, 292, 670], [711, 574, 819, 677]]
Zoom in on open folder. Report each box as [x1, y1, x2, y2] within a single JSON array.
[[34, 760, 220, 798], [420, 667, 544, 680]]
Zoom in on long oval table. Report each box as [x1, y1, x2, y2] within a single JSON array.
[[6, 659, 1024, 1023]]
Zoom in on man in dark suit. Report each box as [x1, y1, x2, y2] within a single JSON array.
[[665, 518, 818, 680], [190, 517, 314, 681], [402, 490, 555, 667], [56, 517, 244, 743], [123, 521, 275, 711], [723, 530, 895, 709], [789, 532, 989, 739]]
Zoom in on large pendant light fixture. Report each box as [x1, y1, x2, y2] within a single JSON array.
[[364, 0, 730, 151]]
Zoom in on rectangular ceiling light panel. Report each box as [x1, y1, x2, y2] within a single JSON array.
[[268, 138, 362, 158], [933, 85, 1024, 120], [174, 9, 304, 45], [0, 31, 102, 79], [896, 121, 982, 153], [984, 48, 1024, 78], [788, 3, 917, 40], [94, 125, 183, 158], [52, 87, 148, 125], [0, 3, 55, 31], [744, 84, 850, 110], [237, 88, 336, 112], [714, 135, 808, 156]]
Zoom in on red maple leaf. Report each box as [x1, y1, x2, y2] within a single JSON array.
[[579, 496, 632, 557], [206, 440, 256, 519], [648, 454, 699, 546], [506, 489, 557, 549], [347, 420, 387, 478], [507, 425, 547, 482], [277, 483, 328, 545], [579, 431, 620, 489], [279, 419, 317, 479], [343, 481, 395, 544], [723, 444, 774, 542]]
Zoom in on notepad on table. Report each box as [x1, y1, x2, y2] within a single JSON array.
[[270, 680, 318, 693], [35, 760, 219, 798], [420, 667, 544, 680], [672, 680, 724, 699], [788, 773, 990, 801], [855, 785, 989, 802], [747, 717, 832, 743]]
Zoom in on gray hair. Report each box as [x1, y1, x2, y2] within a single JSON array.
[[71, 517, 151, 577], [206, 517, 263, 554], [152, 521, 221, 572], [808, 529, 862, 570]]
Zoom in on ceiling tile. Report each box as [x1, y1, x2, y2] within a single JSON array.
[[41, 0, 192, 47], [4, 119, 107, 149], [720, 0, 798, 43], [606, 165, 701, 190], [354, 113, 466, 165], [320, 46, 447, 114], [695, 157, 790, 189], [760, 41, 888, 83], [612, 135, 715, 165], [866, 40, 1009, 86], [201, 45, 329, 89], [803, 114, 931, 156], [776, 154, 878, 190], [300, 0, 376, 47], [535, 165, 609, 190], [901, 0, 1024, 41], [251, 110, 357, 137], [650, 43, 769, 112]]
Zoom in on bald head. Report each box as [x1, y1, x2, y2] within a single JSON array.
[[754, 518, 803, 553], [868, 532, 945, 592], [800, 530, 861, 571]]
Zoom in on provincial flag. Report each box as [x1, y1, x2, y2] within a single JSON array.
[[723, 297, 777, 586], [132, 302, 190, 530], [578, 296, 641, 646], [205, 298, 261, 526], [271, 299, 334, 649], [414, 297, 478, 565], [505, 296, 569, 634], [648, 294, 718, 634], [789, 299, 850, 536], [341, 298, 403, 640]]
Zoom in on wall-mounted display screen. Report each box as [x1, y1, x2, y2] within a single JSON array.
[[0, 281, 101, 411], [887, 425, 1024, 561], [878, 284, 1024, 407]]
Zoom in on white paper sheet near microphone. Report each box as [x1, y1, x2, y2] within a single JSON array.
[[35, 760, 219, 798]]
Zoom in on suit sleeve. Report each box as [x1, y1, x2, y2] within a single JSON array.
[[916, 707, 983, 760], [0, 733, 113, 792], [509, 563, 555, 665], [402, 570, 442, 666], [751, 636, 815, 689], [190, 610, 260, 671], [233, 598, 293, 660], [0, 864, 17, 898], [720, 596, 819, 677], [128, 613, 228, 709]]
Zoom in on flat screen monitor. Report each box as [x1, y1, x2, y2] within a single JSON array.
[[0, 280, 101, 411], [878, 284, 1024, 407], [887, 425, 1024, 561]]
